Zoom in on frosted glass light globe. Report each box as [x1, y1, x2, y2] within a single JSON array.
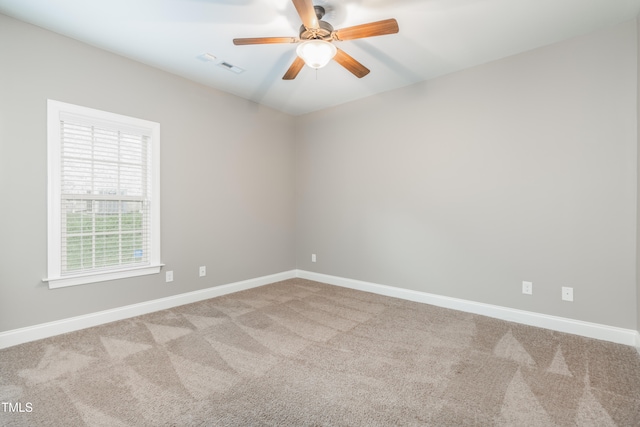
[[296, 40, 337, 69]]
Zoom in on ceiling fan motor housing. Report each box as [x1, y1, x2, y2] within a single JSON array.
[[299, 21, 334, 40], [299, 6, 334, 40]]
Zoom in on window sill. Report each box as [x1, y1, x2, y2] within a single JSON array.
[[43, 264, 164, 289]]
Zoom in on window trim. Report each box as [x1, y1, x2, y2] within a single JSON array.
[[45, 100, 162, 289]]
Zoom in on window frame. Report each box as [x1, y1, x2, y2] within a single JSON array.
[[45, 100, 162, 289]]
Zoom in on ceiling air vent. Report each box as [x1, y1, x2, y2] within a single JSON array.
[[217, 61, 244, 74]]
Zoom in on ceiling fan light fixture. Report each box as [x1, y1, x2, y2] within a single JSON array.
[[296, 40, 337, 69]]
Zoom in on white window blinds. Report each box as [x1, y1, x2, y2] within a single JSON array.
[[46, 100, 161, 288], [59, 120, 151, 274]]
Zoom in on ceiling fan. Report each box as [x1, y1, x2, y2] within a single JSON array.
[[233, 0, 399, 80]]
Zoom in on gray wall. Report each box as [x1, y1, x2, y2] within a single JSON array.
[[0, 14, 296, 332], [295, 20, 638, 329], [637, 15, 640, 335]]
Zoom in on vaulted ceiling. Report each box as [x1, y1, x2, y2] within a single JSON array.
[[1, 0, 639, 115]]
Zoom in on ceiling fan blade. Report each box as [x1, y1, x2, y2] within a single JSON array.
[[233, 37, 299, 45], [334, 18, 399, 41], [283, 56, 306, 80], [291, 0, 319, 30], [334, 48, 370, 78]]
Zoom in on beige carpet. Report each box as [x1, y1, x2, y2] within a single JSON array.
[[1, 278, 639, 426]]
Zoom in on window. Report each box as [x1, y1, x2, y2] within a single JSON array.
[[46, 100, 161, 288]]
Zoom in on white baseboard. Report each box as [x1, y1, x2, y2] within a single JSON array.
[[0, 270, 296, 350], [296, 270, 639, 347], [2, 269, 637, 350]]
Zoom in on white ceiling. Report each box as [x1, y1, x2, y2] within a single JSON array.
[[1, 0, 639, 115]]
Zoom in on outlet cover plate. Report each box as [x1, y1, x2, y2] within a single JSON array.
[[562, 286, 573, 302], [522, 281, 532, 295]]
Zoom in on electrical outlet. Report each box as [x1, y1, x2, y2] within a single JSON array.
[[562, 286, 573, 302], [522, 281, 532, 295], [312, 254, 316, 263], [199, 266, 206, 277], [166, 271, 174, 282]]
